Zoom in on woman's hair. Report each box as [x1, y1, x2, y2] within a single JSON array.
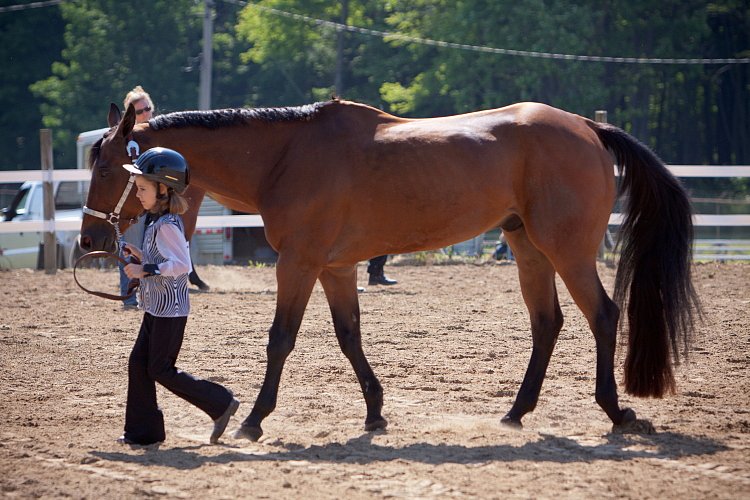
[[146, 179, 189, 215], [124, 85, 154, 110]]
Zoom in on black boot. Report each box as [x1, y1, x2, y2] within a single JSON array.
[[368, 272, 398, 286], [189, 269, 210, 291]]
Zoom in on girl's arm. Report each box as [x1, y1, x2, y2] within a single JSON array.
[[148, 223, 191, 277]]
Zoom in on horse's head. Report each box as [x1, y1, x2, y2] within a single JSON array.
[[79, 103, 146, 253]]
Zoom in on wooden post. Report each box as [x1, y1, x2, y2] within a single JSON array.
[[40, 129, 56, 274]]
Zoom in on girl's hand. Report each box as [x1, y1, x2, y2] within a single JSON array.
[[124, 263, 145, 279], [122, 243, 143, 262]]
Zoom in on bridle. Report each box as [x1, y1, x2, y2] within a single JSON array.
[[81, 136, 143, 251], [82, 174, 138, 246], [76, 137, 143, 301]]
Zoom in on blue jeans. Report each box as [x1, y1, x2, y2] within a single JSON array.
[[119, 217, 145, 305], [119, 259, 138, 305]]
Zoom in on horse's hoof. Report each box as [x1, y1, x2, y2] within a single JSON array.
[[233, 424, 263, 441], [364, 417, 388, 432], [620, 407, 637, 425], [500, 415, 523, 429], [611, 408, 655, 435]]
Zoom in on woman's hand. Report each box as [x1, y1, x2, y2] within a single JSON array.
[[124, 263, 145, 279], [122, 243, 143, 262]]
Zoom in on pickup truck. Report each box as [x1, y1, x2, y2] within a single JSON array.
[[0, 179, 88, 269]]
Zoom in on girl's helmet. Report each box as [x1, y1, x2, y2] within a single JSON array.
[[123, 147, 190, 193]]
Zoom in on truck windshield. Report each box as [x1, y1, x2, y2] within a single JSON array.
[[3, 187, 29, 221], [55, 181, 89, 211]]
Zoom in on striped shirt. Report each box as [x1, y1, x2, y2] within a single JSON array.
[[137, 213, 191, 317]]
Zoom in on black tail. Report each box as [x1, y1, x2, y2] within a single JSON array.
[[590, 121, 701, 398]]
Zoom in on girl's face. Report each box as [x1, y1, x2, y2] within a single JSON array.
[[134, 176, 165, 211]]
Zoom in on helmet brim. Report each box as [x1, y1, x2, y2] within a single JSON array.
[[123, 163, 144, 175]]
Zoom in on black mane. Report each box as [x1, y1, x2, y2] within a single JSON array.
[[149, 101, 331, 131]]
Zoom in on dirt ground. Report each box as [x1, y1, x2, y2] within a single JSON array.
[[1, 258, 748, 499]]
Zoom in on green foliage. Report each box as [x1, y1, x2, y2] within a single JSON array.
[[0, 1, 64, 170], [1, 0, 748, 180], [29, 0, 202, 166]]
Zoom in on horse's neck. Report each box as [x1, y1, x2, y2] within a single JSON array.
[[149, 125, 293, 213]]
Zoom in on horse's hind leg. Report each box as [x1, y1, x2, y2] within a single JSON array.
[[501, 228, 564, 428], [555, 260, 635, 426], [235, 255, 320, 441], [318, 266, 387, 431]]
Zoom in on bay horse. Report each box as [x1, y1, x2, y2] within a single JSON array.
[[80, 99, 699, 440]]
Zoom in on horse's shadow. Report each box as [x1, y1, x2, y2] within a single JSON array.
[[89, 430, 728, 471]]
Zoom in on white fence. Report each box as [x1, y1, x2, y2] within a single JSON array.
[[0, 169, 263, 233], [2, 166, 749, 256]]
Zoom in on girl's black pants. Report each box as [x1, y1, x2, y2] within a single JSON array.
[[123, 313, 233, 444]]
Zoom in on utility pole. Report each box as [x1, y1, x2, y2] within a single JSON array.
[[199, 0, 215, 110]]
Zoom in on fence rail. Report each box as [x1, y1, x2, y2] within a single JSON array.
[[2, 166, 748, 260]]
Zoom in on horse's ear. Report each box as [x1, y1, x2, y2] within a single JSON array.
[[107, 103, 121, 128], [114, 103, 136, 138]]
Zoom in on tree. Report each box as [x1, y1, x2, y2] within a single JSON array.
[[0, 1, 64, 169], [30, 0, 202, 167]]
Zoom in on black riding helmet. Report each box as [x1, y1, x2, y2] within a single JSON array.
[[123, 147, 190, 193]]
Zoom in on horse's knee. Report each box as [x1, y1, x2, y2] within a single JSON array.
[[530, 309, 564, 350], [336, 328, 362, 355], [267, 332, 295, 361]]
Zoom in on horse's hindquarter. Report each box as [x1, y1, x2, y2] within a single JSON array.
[[510, 104, 616, 257]]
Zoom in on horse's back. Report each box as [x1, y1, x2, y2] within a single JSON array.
[[277, 100, 617, 262]]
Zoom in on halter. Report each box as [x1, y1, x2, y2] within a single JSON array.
[[76, 137, 143, 301], [82, 137, 142, 251]]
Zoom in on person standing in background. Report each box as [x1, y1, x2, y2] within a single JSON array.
[[118, 87, 151, 308], [367, 255, 397, 286]]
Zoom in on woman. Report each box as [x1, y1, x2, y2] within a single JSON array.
[[117, 86, 152, 307], [119, 147, 238, 445]]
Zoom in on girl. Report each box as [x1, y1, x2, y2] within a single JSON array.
[[120, 147, 239, 445]]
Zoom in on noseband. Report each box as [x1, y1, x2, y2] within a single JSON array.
[[82, 173, 138, 246]]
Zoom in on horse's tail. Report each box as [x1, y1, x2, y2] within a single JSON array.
[[589, 120, 701, 398]]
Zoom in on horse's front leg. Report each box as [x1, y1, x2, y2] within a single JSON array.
[[234, 255, 319, 441], [319, 266, 387, 432]]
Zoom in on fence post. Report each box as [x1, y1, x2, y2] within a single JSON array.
[[40, 129, 56, 274]]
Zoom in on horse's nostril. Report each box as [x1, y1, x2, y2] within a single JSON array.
[[80, 235, 92, 251]]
